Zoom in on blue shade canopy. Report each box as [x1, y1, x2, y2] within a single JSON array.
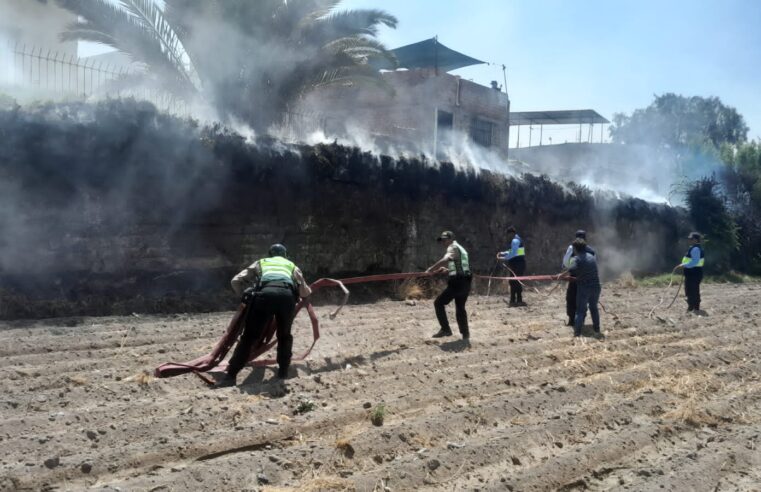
[[378, 37, 486, 72]]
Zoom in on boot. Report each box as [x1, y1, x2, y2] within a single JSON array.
[[432, 329, 453, 338], [213, 374, 236, 389]]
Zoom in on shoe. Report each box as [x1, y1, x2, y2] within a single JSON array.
[[432, 329, 453, 338], [213, 374, 236, 388], [515, 301, 528, 307]]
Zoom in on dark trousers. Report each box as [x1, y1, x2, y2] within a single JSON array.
[[507, 257, 526, 303], [434, 275, 472, 335], [574, 283, 601, 336], [566, 279, 579, 321], [227, 286, 296, 377], [684, 268, 703, 311]]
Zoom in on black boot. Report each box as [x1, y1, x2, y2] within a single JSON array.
[[213, 374, 237, 388], [432, 329, 453, 338]]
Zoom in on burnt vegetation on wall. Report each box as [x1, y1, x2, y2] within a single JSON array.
[[0, 100, 682, 319]]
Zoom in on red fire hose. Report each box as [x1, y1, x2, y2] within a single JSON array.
[[154, 271, 568, 383]]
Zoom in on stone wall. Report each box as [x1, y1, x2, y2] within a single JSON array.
[[0, 101, 686, 319]]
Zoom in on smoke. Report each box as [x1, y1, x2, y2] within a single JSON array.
[[0, 99, 232, 277], [510, 142, 724, 205]]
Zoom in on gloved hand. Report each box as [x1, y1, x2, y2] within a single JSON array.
[[241, 287, 257, 305]]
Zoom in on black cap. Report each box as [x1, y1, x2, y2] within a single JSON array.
[[688, 232, 702, 240], [575, 229, 587, 239], [268, 243, 287, 257], [437, 231, 454, 242]]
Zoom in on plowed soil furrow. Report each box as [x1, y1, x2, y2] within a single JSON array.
[[1, 284, 760, 492]]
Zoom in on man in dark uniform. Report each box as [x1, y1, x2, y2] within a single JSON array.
[[675, 232, 705, 313], [562, 230, 596, 326], [426, 231, 472, 340], [568, 238, 602, 338], [215, 244, 311, 387], [496, 226, 527, 306]]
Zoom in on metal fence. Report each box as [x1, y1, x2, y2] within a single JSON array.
[[1, 42, 189, 116]]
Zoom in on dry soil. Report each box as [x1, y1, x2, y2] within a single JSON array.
[[1, 282, 761, 491]]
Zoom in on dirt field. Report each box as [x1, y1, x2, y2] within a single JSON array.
[[2, 282, 761, 491]]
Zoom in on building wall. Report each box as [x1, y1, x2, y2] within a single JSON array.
[[300, 69, 510, 156], [0, 100, 686, 318]]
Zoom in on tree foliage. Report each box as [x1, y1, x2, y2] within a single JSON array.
[[609, 93, 748, 148], [684, 176, 739, 273], [55, 0, 397, 130], [718, 141, 761, 273]]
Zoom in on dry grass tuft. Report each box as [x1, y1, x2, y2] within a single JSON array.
[[335, 438, 355, 458], [65, 375, 89, 386], [123, 370, 154, 386], [662, 400, 719, 427], [263, 476, 355, 491], [136, 371, 153, 385], [615, 271, 638, 289], [616, 370, 723, 398], [398, 278, 426, 300]]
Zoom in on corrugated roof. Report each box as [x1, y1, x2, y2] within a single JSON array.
[[509, 110, 609, 125]]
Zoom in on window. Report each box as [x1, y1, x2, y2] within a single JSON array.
[[470, 117, 494, 147]]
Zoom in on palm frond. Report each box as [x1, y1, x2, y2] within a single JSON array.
[[322, 36, 397, 67], [56, 0, 198, 97], [308, 9, 397, 40], [296, 0, 342, 28], [119, 0, 199, 87]]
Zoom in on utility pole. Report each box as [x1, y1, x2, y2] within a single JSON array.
[[503, 64, 510, 159]]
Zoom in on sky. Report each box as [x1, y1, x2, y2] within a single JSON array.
[[343, 0, 761, 145]]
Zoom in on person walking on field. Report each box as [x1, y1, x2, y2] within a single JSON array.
[[215, 244, 312, 388], [562, 230, 596, 326], [675, 232, 705, 314], [496, 226, 527, 307], [567, 238, 602, 338], [426, 231, 471, 340]]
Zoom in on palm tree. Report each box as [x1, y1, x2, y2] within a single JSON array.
[[56, 0, 397, 130], [56, 0, 199, 97]]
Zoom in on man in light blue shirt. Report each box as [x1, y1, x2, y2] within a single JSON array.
[[496, 226, 527, 307], [675, 232, 705, 313]]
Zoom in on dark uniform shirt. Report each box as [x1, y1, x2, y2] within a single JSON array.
[[569, 252, 600, 287]]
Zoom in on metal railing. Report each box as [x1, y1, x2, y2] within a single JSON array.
[[1, 42, 188, 116]]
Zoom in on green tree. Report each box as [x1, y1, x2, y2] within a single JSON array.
[[56, 0, 397, 130], [609, 94, 748, 148], [719, 141, 761, 273], [684, 176, 739, 273]]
